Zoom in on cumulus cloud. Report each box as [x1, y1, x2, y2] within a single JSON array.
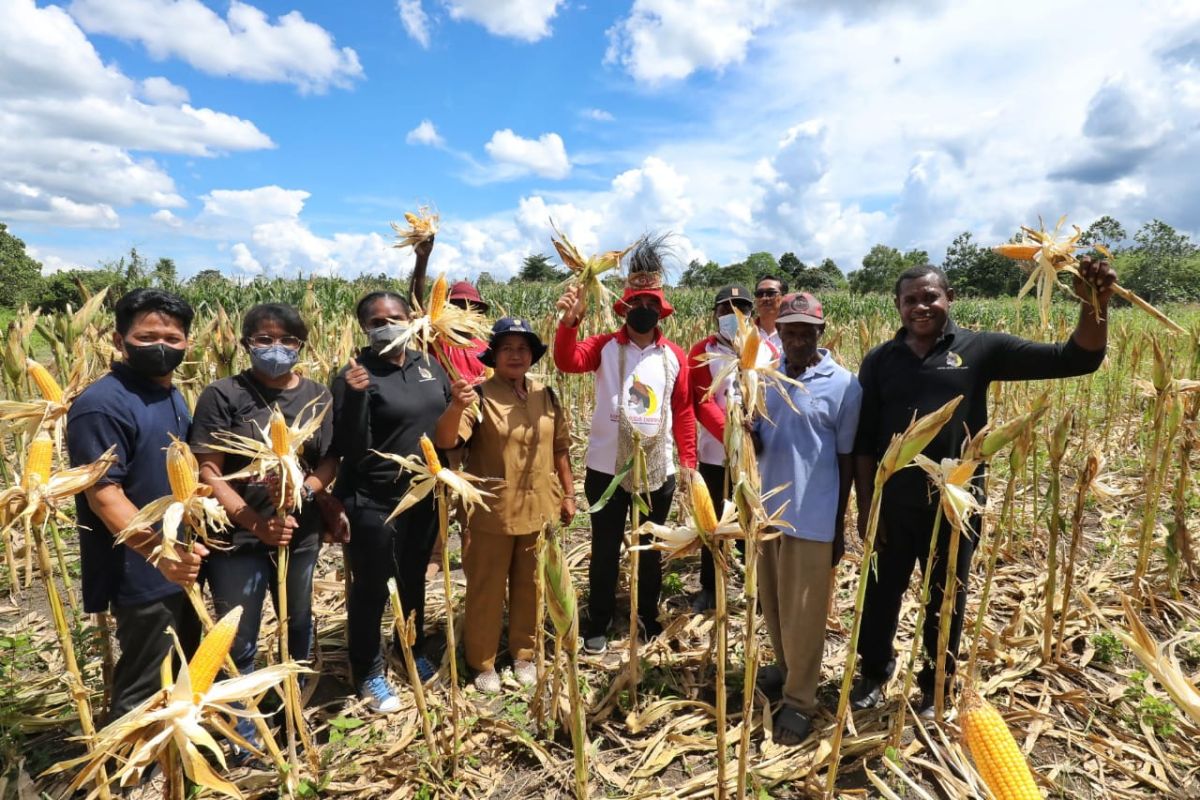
[[606, 0, 780, 83], [442, 0, 562, 42], [580, 107, 615, 122], [406, 119, 445, 147], [151, 208, 182, 227], [398, 0, 431, 47], [0, 0, 272, 229], [483, 129, 571, 180], [68, 0, 363, 93]]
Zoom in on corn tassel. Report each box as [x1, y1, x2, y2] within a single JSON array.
[[961, 687, 1042, 799], [27, 358, 63, 404], [269, 410, 290, 457], [419, 435, 442, 476], [165, 438, 198, 501], [23, 431, 54, 492], [187, 606, 242, 700]]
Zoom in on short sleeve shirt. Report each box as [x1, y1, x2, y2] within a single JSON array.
[[755, 350, 862, 542], [189, 371, 333, 549], [458, 376, 571, 537], [66, 363, 191, 612]]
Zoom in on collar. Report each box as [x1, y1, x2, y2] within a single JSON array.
[[361, 345, 425, 372], [892, 318, 960, 346], [110, 361, 175, 395], [614, 326, 664, 347], [784, 348, 835, 379]]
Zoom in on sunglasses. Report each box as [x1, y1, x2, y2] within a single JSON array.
[[755, 289, 781, 298]]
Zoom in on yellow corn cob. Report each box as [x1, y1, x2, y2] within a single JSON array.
[[26, 359, 63, 404], [23, 431, 54, 492], [166, 437, 198, 501], [688, 469, 719, 535], [740, 319, 760, 370], [188, 605, 242, 699], [961, 688, 1042, 800], [428, 274, 448, 323], [419, 435, 442, 475], [994, 243, 1042, 261], [269, 409, 290, 457]]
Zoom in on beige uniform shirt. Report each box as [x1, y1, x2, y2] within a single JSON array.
[[458, 376, 571, 537]]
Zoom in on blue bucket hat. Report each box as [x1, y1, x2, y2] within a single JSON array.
[[480, 317, 548, 368]]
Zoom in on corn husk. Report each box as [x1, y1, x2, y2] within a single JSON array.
[[390, 206, 439, 250]]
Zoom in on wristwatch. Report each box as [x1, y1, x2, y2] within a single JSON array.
[[301, 483, 317, 503]]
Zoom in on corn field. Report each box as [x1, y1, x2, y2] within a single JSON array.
[[1, 284, 1199, 799]]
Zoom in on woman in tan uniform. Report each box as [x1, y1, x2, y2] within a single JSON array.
[[435, 317, 575, 692]]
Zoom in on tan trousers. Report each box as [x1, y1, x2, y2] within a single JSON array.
[[463, 529, 538, 672], [758, 535, 833, 715]]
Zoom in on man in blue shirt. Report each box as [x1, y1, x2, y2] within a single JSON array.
[[753, 292, 862, 744], [67, 288, 203, 720]]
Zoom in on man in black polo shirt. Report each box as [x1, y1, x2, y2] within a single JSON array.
[[849, 258, 1115, 717], [67, 288, 204, 720]]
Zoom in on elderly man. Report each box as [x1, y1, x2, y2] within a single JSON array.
[[754, 292, 862, 744], [850, 258, 1116, 718]]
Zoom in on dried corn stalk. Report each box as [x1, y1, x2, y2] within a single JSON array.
[[551, 219, 631, 328]]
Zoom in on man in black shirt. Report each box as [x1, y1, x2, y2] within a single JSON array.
[[849, 257, 1115, 718]]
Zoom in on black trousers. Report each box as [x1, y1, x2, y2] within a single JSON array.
[[344, 490, 438, 684], [110, 591, 201, 721], [857, 501, 979, 693], [583, 468, 675, 637], [697, 461, 746, 593]]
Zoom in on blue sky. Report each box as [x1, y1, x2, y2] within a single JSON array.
[[5, 0, 1200, 281]]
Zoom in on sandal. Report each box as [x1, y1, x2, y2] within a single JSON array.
[[773, 705, 812, 746]]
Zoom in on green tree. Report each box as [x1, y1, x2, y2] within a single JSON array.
[[1080, 215, 1127, 250], [515, 253, 564, 283], [847, 245, 929, 294], [476, 271, 497, 288], [778, 251, 803, 284], [680, 258, 721, 288], [942, 232, 1022, 297], [153, 257, 177, 288], [1121, 220, 1200, 303], [124, 247, 147, 284], [745, 251, 779, 282], [793, 257, 847, 292], [0, 222, 45, 308]]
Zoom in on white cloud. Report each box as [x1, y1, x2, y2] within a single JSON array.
[[606, 0, 780, 83], [398, 0, 431, 47], [27, 245, 89, 274], [483, 129, 571, 180], [200, 186, 311, 227], [442, 0, 563, 42], [68, 0, 363, 93], [140, 76, 188, 105], [406, 119, 445, 147], [151, 208, 182, 228], [0, 0, 272, 229], [581, 107, 615, 122]]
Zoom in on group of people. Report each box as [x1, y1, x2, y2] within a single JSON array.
[[65, 236, 1117, 763]]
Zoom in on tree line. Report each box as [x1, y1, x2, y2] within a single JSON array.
[[2, 215, 1200, 312]]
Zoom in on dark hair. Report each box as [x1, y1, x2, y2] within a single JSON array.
[[757, 274, 789, 294], [114, 288, 194, 336], [241, 302, 309, 342], [893, 264, 950, 297], [354, 291, 410, 327]]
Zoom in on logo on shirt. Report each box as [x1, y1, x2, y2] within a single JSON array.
[[417, 366, 435, 382], [940, 351, 965, 370], [627, 378, 659, 415]]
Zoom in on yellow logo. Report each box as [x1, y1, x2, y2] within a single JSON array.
[[945, 351, 963, 368]]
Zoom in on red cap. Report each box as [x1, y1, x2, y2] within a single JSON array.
[[448, 281, 489, 312], [776, 292, 824, 325]]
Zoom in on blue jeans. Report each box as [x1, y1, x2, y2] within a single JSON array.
[[207, 533, 320, 676]]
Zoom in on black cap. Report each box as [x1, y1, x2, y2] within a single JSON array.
[[714, 284, 753, 311]]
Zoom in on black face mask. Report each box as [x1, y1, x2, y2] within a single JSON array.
[[626, 306, 660, 334], [123, 342, 185, 378]]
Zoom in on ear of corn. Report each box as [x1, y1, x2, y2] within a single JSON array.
[[166, 437, 199, 501], [543, 535, 576, 637], [740, 322, 761, 370], [688, 469, 719, 535], [187, 606, 242, 700], [1049, 409, 1073, 465], [269, 409, 290, 457], [878, 396, 962, 482], [27, 359, 63, 404], [419, 435, 442, 475], [994, 243, 1042, 261], [23, 431, 54, 492], [428, 274, 448, 324], [961, 687, 1042, 800]]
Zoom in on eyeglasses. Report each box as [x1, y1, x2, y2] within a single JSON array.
[[755, 289, 781, 299], [248, 335, 304, 350]]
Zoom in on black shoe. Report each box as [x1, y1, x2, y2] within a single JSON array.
[[772, 705, 813, 745], [637, 618, 663, 643], [690, 589, 716, 614], [757, 664, 786, 702], [850, 676, 887, 710]]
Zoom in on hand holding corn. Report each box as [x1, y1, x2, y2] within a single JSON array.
[[1072, 255, 1117, 308], [155, 540, 208, 587], [449, 377, 476, 409]]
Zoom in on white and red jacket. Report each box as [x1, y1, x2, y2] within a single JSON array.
[[688, 334, 780, 467], [555, 323, 697, 475]]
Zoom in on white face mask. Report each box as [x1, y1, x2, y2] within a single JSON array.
[[717, 313, 740, 342]]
